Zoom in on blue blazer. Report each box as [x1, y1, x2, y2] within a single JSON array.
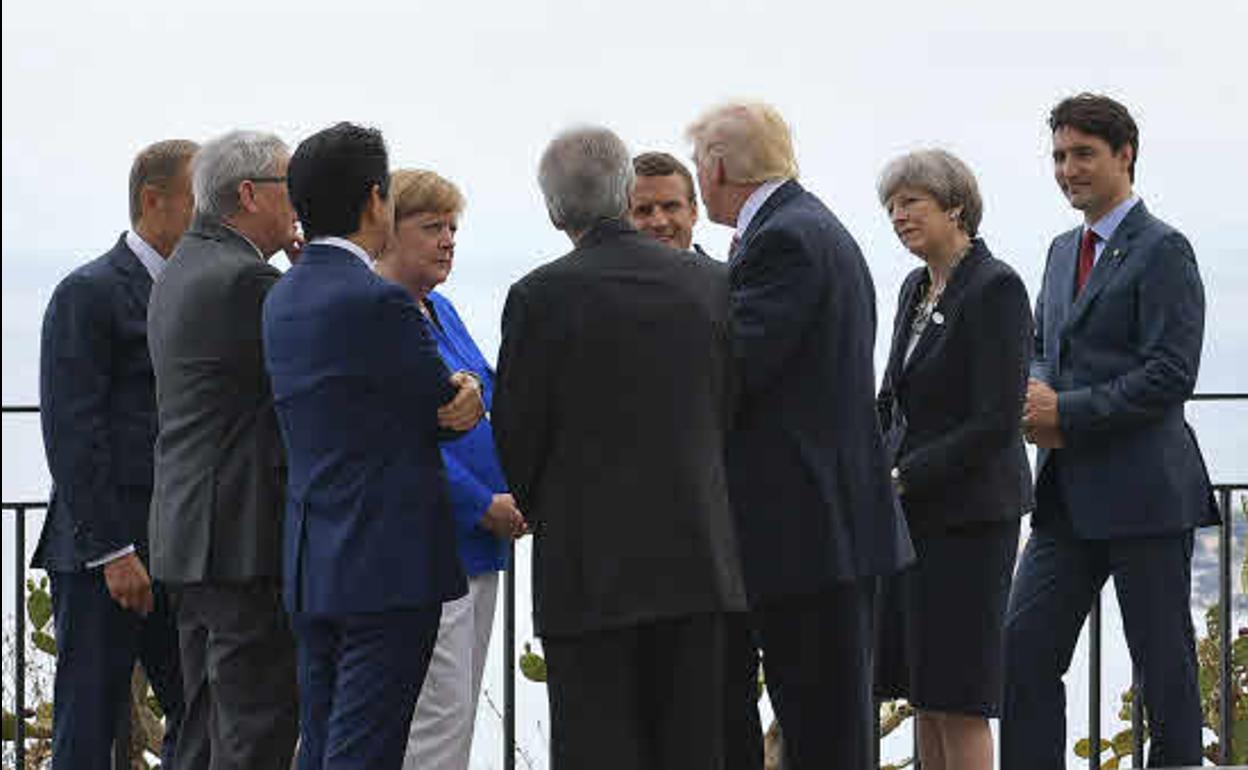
[[726, 181, 913, 601], [425, 291, 508, 576], [1032, 201, 1219, 537], [262, 242, 467, 615], [34, 235, 158, 571]]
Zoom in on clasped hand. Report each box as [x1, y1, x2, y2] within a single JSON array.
[[438, 371, 486, 432], [1022, 378, 1064, 449]]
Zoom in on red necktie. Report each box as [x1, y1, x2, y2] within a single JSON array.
[[1076, 229, 1097, 294], [729, 233, 741, 260]]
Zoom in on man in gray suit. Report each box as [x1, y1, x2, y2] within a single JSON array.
[[148, 130, 302, 770]]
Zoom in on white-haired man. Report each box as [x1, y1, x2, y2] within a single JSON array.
[[493, 126, 747, 770], [147, 130, 303, 770], [687, 101, 913, 769]]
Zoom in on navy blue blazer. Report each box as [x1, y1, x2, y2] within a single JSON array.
[[1032, 201, 1219, 537], [34, 235, 159, 571], [726, 181, 913, 602], [878, 240, 1034, 535], [262, 242, 466, 615]]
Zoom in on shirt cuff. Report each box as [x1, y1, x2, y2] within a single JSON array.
[[86, 544, 136, 569]]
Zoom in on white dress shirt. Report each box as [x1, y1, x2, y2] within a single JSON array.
[[311, 236, 374, 267], [734, 179, 787, 241]]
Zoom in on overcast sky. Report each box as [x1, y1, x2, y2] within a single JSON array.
[[3, 0, 1246, 765]]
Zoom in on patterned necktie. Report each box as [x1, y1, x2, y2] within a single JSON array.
[[1076, 228, 1098, 295]]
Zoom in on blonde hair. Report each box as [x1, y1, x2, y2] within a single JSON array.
[[390, 169, 465, 221], [685, 101, 798, 184]]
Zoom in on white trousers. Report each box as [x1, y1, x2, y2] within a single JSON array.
[[403, 571, 499, 770]]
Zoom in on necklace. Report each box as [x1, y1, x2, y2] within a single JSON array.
[[910, 240, 973, 337]]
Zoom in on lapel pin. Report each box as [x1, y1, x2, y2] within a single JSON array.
[[932, 311, 945, 325]]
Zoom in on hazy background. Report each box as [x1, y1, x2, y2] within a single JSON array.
[[4, 0, 1246, 766]]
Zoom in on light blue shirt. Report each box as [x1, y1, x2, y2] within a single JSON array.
[[1085, 194, 1140, 263]]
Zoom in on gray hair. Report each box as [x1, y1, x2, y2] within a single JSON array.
[[877, 149, 983, 237], [193, 130, 289, 219], [538, 126, 633, 232]]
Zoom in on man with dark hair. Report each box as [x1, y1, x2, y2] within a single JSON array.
[[630, 151, 700, 251], [35, 138, 197, 770], [262, 122, 483, 770], [1003, 93, 1218, 768]]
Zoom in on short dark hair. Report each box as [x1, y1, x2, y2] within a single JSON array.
[[128, 139, 199, 226], [633, 151, 697, 204], [288, 122, 390, 240], [1049, 93, 1140, 181]]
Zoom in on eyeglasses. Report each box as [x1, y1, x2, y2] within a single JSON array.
[[249, 176, 287, 185]]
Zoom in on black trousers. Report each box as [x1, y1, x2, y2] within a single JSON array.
[[725, 611, 764, 770], [1001, 525, 1201, 769], [754, 580, 875, 770], [543, 612, 729, 770], [172, 580, 299, 770], [47, 568, 185, 770]]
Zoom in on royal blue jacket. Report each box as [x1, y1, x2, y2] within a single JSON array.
[[426, 291, 509, 576]]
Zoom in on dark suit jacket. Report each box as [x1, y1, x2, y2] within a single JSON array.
[[34, 235, 159, 571], [262, 241, 466, 615], [147, 216, 286, 584], [877, 239, 1033, 535], [726, 180, 913, 602], [493, 219, 747, 637], [1032, 201, 1218, 537]]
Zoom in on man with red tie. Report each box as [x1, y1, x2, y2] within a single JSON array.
[[1004, 93, 1219, 768]]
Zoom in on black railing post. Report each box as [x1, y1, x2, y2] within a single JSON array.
[[1220, 486, 1234, 764], [15, 504, 28, 770], [1088, 593, 1101, 770], [504, 540, 515, 770], [1130, 663, 1144, 764]]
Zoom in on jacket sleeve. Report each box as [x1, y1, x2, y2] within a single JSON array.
[[376, 285, 460, 437], [40, 274, 126, 561], [442, 449, 496, 535], [730, 227, 825, 399], [491, 282, 552, 520], [898, 273, 1033, 495], [1057, 232, 1204, 441], [1029, 241, 1055, 384]]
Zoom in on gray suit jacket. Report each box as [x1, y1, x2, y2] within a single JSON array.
[[1031, 201, 1219, 537], [147, 216, 286, 583]]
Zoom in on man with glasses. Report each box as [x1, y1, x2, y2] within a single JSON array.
[[148, 130, 303, 770]]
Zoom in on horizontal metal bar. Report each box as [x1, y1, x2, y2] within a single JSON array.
[[1, 502, 50, 511]]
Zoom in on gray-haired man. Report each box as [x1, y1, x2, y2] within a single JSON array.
[[493, 126, 747, 769], [147, 130, 302, 770]]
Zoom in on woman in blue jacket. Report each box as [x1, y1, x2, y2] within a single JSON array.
[[375, 169, 526, 770]]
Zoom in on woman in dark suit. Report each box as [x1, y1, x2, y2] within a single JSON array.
[[874, 149, 1033, 770]]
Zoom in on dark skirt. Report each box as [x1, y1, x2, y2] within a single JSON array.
[[874, 517, 1021, 717]]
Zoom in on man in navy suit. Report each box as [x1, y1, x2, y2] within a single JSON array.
[[262, 122, 484, 770], [34, 138, 198, 770], [1005, 93, 1219, 769], [687, 101, 913, 769]]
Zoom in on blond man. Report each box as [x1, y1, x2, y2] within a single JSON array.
[[687, 101, 913, 769]]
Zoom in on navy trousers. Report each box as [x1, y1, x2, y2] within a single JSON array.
[[1001, 526, 1202, 769], [293, 606, 441, 770], [754, 580, 875, 770], [48, 568, 185, 770]]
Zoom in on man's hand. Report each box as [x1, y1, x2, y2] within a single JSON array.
[[102, 552, 154, 616], [284, 222, 306, 264], [438, 371, 485, 432], [1023, 378, 1060, 430], [481, 493, 527, 540], [1024, 424, 1066, 449]]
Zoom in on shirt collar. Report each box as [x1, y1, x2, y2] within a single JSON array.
[[1085, 193, 1140, 244], [734, 179, 787, 239], [310, 236, 373, 268], [125, 230, 167, 280]]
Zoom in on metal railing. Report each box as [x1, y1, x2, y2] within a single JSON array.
[[5, 398, 1246, 769]]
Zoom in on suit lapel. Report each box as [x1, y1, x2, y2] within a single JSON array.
[[885, 271, 923, 385], [108, 235, 154, 316], [902, 243, 986, 374], [1064, 202, 1148, 331]]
